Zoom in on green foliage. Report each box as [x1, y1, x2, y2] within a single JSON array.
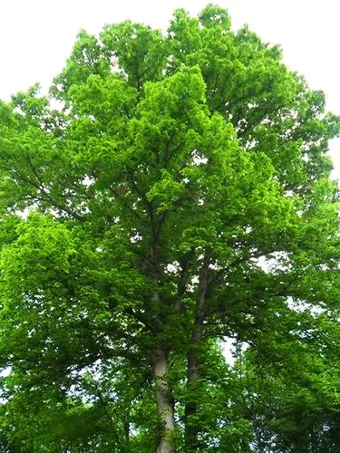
[[0, 4, 339, 452]]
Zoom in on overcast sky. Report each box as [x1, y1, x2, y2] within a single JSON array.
[[1, 0, 339, 174]]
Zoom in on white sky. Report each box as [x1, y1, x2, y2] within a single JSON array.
[[1, 0, 339, 174]]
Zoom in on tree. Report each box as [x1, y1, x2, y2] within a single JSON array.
[[222, 304, 340, 453], [0, 4, 340, 452]]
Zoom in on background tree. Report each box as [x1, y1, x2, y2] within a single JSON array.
[[0, 4, 340, 452]]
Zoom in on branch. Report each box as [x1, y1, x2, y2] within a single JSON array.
[[108, 185, 146, 224], [11, 167, 86, 222], [208, 250, 276, 289], [174, 249, 195, 312]]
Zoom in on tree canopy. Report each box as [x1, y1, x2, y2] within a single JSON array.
[[0, 4, 340, 452]]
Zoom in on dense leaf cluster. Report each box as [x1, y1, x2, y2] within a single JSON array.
[[0, 4, 340, 452]]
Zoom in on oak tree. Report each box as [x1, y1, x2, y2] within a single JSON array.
[[0, 4, 340, 452]]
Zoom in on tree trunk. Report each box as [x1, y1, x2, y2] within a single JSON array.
[[152, 346, 176, 453], [185, 327, 202, 452], [185, 250, 211, 452]]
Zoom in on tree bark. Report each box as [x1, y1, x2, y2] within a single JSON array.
[[185, 251, 211, 452], [152, 346, 176, 453], [185, 329, 202, 452]]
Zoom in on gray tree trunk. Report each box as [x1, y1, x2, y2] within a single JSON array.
[[152, 346, 176, 453]]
